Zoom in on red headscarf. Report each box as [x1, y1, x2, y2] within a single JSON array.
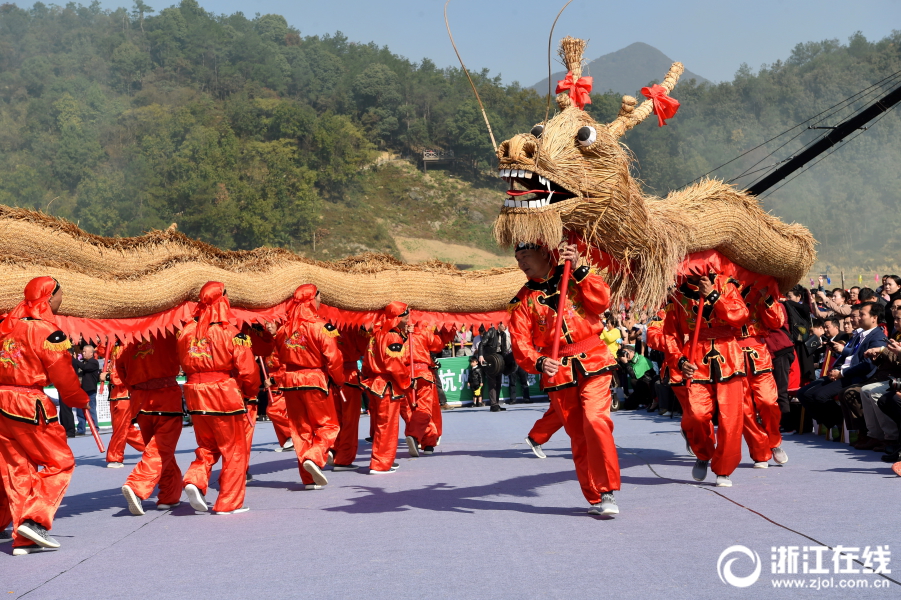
[[285, 284, 320, 333], [193, 281, 233, 340], [0, 276, 60, 336], [375, 301, 409, 333]]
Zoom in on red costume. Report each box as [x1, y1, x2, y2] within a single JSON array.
[[405, 325, 446, 452], [178, 282, 260, 513], [527, 403, 563, 446], [661, 273, 749, 478], [105, 342, 146, 465], [736, 280, 786, 463], [509, 263, 620, 504], [272, 285, 344, 486], [0, 277, 90, 551], [362, 302, 413, 473], [117, 333, 184, 510], [332, 326, 370, 466], [245, 324, 294, 448]]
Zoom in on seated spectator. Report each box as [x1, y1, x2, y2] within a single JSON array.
[[856, 314, 901, 455], [616, 346, 658, 410], [814, 279, 850, 318], [798, 302, 887, 441], [882, 275, 901, 325]]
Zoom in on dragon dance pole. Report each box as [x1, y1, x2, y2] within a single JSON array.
[[257, 356, 275, 406], [686, 296, 705, 388], [85, 411, 105, 453], [550, 234, 576, 361]]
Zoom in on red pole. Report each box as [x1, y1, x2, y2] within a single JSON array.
[[686, 296, 705, 388], [409, 327, 417, 408], [257, 356, 275, 406], [550, 235, 576, 361], [85, 411, 105, 453]]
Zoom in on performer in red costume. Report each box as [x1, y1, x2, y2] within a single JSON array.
[[646, 309, 695, 456], [105, 341, 146, 468], [273, 285, 344, 489], [404, 324, 446, 457], [661, 266, 749, 486], [245, 323, 294, 452], [0, 277, 90, 554], [117, 333, 185, 515], [331, 325, 370, 470], [178, 282, 260, 514], [362, 301, 413, 474], [524, 404, 562, 459], [736, 280, 790, 468], [508, 242, 621, 515]]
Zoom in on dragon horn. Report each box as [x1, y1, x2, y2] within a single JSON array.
[[608, 62, 685, 137]]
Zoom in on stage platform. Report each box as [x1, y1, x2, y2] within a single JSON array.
[[3, 405, 898, 599]]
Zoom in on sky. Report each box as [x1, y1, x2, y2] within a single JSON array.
[[96, 0, 901, 86]]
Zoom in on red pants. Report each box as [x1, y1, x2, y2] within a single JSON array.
[[528, 403, 564, 445], [107, 399, 146, 463], [284, 389, 340, 485], [407, 382, 439, 447], [0, 415, 74, 548], [681, 378, 744, 476], [333, 385, 363, 465], [400, 399, 413, 437], [266, 391, 293, 446], [183, 414, 249, 512], [742, 371, 783, 462], [369, 392, 402, 471], [430, 384, 443, 439], [550, 372, 620, 502], [125, 414, 183, 506], [245, 403, 257, 460], [0, 472, 11, 531]]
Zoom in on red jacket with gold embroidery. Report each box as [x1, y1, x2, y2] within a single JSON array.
[[177, 321, 260, 415], [336, 326, 370, 389], [411, 326, 445, 385], [116, 333, 182, 415], [661, 276, 750, 384], [735, 280, 785, 375], [272, 319, 344, 394], [363, 328, 412, 400], [509, 264, 617, 392], [646, 308, 685, 386], [0, 318, 88, 424]]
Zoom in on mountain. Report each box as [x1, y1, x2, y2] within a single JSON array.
[[531, 42, 709, 96]]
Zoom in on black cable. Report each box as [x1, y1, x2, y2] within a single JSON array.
[[681, 67, 901, 189]]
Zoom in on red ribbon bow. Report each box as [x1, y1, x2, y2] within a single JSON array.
[[555, 71, 593, 110], [640, 84, 680, 127]]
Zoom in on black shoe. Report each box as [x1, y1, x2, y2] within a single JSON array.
[[506, 399, 517, 405], [364, 437, 373, 443], [523, 398, 533, 404], [66, 432, 76, 438], [423, 446, 435, 455], [881, 452, 901, 463]]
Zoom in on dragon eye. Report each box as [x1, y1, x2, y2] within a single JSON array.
[[576, 126, 596, 146], [530, 124, 544, 138]]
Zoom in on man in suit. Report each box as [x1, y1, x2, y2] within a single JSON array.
[[477, 324, 506, 412], [799, 302, 887, 437]]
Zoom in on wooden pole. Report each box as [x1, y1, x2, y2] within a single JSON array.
[[85, 412, 105, 453], [686, 297, 705, 388], [550, 234, 576, 361]]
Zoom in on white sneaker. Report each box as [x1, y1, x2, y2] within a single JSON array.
[[716, 475, 733, 487], [753, 461, 769, 469], [106, 462, 125, 469], [282, 439, 295, 451], [213, 507, 250, 515], [370, 463, 399, 475], [184, 484, 209, 512], [121, 485, 145, 516], [304, 484, 323, 491], [771, 446, 788, 465], [326, 450, 335, 466], [525, 436, 547, 459], [13, 545, 57, 555], [662, 411, 673, 417], [406, 435, 420, 458], [436, 436, 442, 447], [332, 464, 361, 472], [157, 502, 181, 510], [303, 460, 329, 486]]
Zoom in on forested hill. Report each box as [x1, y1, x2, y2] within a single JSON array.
[[0, 2, 899, 270]]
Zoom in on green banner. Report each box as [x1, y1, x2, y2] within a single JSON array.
[[437, 356, 547, 403]]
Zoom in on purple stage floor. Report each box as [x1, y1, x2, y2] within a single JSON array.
[[2, 404, 899, 599]]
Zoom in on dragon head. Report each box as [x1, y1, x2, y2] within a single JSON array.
[[493, 37, 685, 306]]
